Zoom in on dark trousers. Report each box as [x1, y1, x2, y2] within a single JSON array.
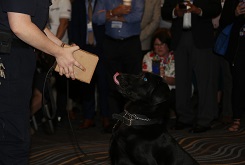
[[0, 46, 36, 165], [218, 56, 233, 117], [103, 35, 142, 116], [231, 37, 245, 119], [175, 31, 218, 127], [68, 44, 110, 119]]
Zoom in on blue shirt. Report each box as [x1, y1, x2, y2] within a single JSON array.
[[93, 0, 145, 39]]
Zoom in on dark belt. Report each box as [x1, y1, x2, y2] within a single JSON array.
[[0, 30, 29, 49], [182, 28, 192, 32], [105, 35, 139, 42]]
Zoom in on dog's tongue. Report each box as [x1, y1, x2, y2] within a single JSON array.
[[113, 72, 120, 85]]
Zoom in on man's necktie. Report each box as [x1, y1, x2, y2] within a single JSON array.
[[87, 0, 94, 45]]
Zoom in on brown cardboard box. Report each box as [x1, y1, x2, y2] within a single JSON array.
[[55, 49, 99, 84]]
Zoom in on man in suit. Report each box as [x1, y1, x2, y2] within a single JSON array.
[[162, 0, 222, 133], [68, 0, 111, 130]]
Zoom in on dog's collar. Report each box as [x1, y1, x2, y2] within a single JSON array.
[[112, 110, 162, 126]]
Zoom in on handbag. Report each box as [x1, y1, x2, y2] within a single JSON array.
[[214, 24, 233, 56]]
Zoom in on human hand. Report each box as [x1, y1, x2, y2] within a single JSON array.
[[112, 5, 131, 16], [235, 2, 245, 16], [174, 4, 187, 17], [56, 45, 85, 79], [185, 2, 202, 15]]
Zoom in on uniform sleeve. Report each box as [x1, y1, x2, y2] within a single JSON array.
[[2, 0, 36, 16], [59, 0, 71, 19]]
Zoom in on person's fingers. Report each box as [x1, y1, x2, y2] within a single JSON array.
[[63, 67, 69, 75], [58, 67, 63, 76], [74, 61, 86, 71], [65, 73, 70, 78], [70, 43, 77, 46], [68, 65, 75, 79], [70, 45, 80, 52]]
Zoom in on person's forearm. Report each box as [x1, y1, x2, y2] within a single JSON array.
[[8, 12, 62, 57], [56, 18, 69, 40], [44, 28, 63, 46]]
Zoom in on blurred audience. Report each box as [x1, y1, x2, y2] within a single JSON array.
[[213, 0, 233, 124], [218, 0, 245, 132], [159, 0, 172, 29], [30, 0, 71, 126], [49, 0, 72, 123], [93, 0, 144, 128], [162, 0, 222, 133], [68, 0, 111, 130], [142, 28, 176, 118], [140, 0, 161, 57]]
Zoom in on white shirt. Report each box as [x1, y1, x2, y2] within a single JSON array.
[[49, 0, 71, 43]]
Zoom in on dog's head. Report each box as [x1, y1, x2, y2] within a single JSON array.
[[113, 72, 170, 106]]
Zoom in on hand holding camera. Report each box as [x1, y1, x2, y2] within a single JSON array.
[[175, 1, 202, 17], [235, 0, 245, 16], [179, 3, 187, 10], [174, 2, 188, 17]]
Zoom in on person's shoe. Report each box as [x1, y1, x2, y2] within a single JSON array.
[[171, 121, 192, 130], [189, 125, 210, 133], [228, 119, 240, 132], [79, 119, 95, 129]]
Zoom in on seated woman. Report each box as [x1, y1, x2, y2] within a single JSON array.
[[142, 28, 176, 118]]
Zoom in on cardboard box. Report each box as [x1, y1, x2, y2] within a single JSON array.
[[55, 49, 99, 84]]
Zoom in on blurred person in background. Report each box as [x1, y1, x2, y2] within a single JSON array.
[[162, 0, 222, 133], [69, 0, 111, 130], [140, 0, 161, 57], [93, 0, 144, 129], [218, 0, 245, 132], [142, 28, 176, 118], [48, 0, 73, 124]]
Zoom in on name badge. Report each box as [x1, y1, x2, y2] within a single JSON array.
[[111, 21, 122, 28], [87, 22, 93, 32]]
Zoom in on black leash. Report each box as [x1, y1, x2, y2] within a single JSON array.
[[41, 61, 110, 164], [41, 62, 57, 120]]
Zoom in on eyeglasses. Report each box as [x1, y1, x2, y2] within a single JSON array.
[[154, 43, 165, 47]]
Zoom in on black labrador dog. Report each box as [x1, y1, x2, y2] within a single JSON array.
[[110, 72, 199, 165]]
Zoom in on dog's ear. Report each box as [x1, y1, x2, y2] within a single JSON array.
[[150, 79, 170, 105]]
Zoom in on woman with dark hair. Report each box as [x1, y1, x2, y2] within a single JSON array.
[[142, 28, 174, 86], [142, 28, 176, 116]]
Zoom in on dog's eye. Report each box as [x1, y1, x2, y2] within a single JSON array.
[[143, 77, 148, 81]]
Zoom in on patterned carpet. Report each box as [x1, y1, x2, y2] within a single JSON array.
[[29, 120, 245, 165]]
